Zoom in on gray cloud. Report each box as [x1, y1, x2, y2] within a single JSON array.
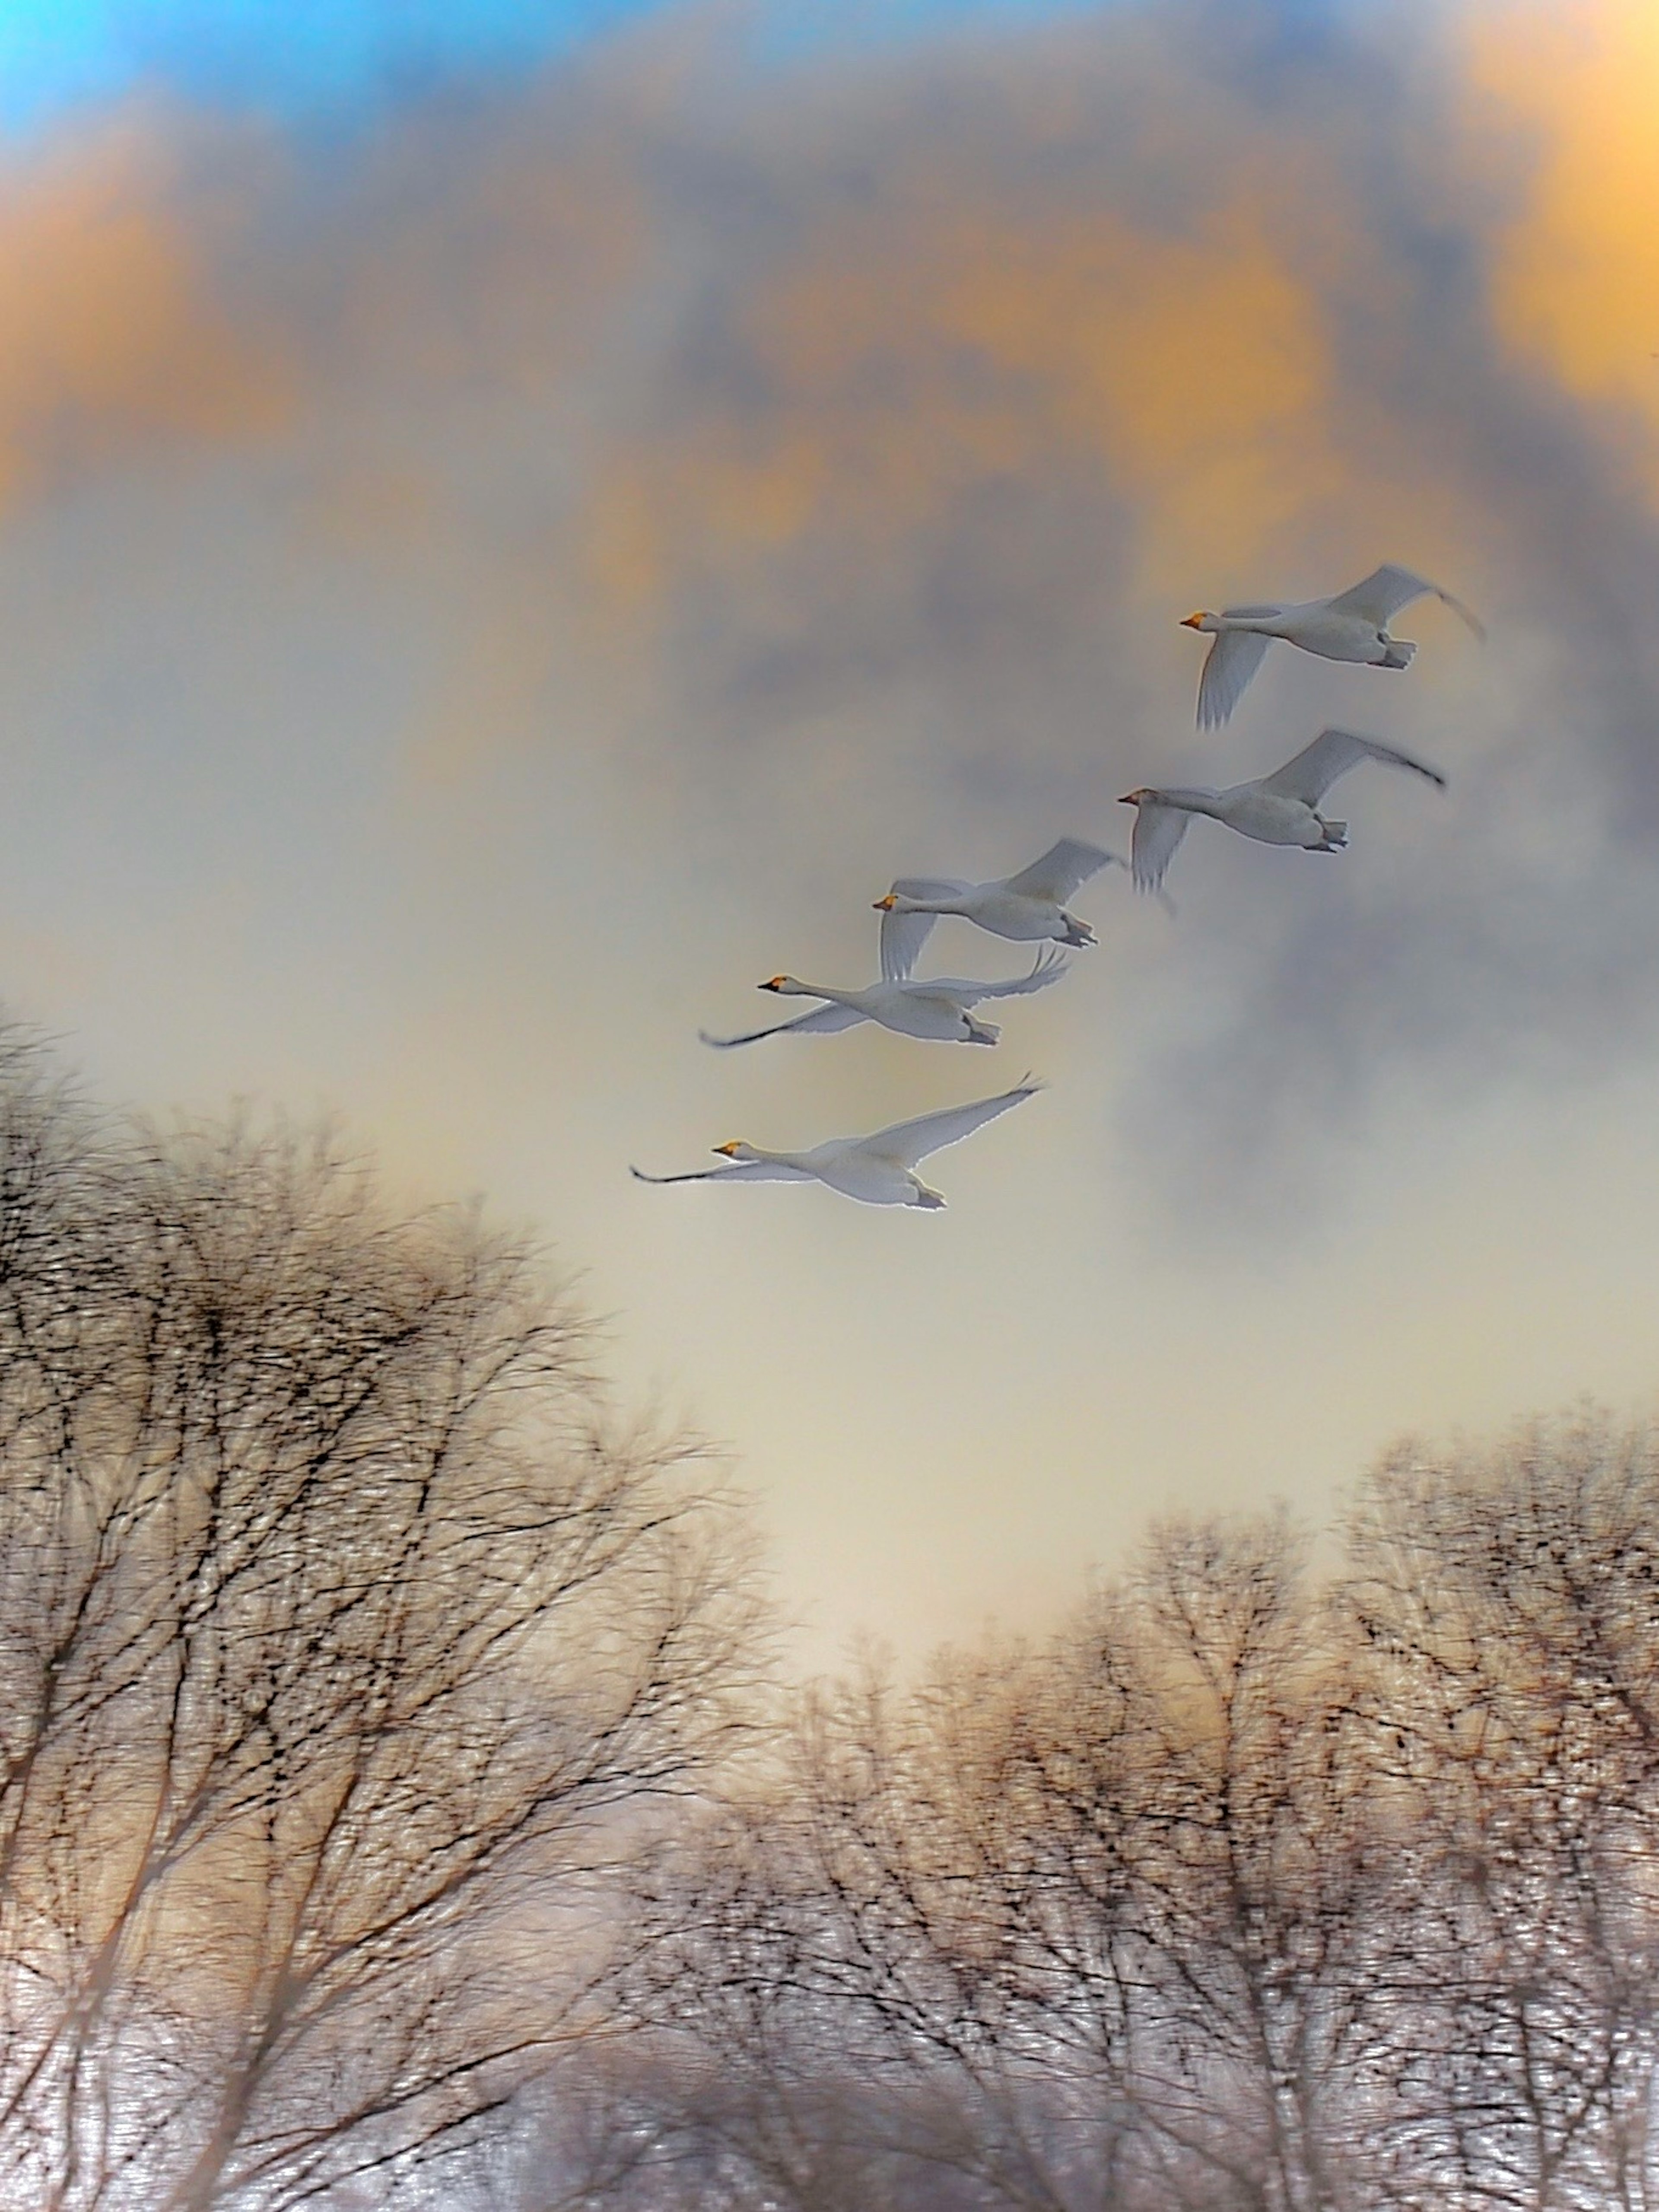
[[11, 0, 1659, 1244]]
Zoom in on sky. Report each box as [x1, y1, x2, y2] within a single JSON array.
[[1, 0, 1657, 1665]]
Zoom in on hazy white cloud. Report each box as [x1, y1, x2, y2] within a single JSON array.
[[0, 0, 1656, 1657]]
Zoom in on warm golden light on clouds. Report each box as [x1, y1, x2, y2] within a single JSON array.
[[580, 178, 1340, 640], [1, 3, 1658, 1668], [1472, 0, 1659, 462], [754, 201, 1336, 566], [0, 118, 288, 509]]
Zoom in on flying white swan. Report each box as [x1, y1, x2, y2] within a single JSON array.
[[1119, 727, 1446, 893], [872, 838, 1125, 979], [1182, 563, 1484, 727], [631, 1080, 1042, 1210], [699, 947, 1068, 1049]]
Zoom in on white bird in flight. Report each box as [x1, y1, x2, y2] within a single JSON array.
[[1119, 726, 1446, 893], [631, 1081, 1042, 1210], [699, 948, 1068, 1050], [872, 837, 1125, 979], [1182, 563, 1484, 727]]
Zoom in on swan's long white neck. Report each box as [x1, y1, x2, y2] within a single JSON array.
[[893, 892, 969, 917], [777, 979, 856, 1004], [1211, 612, 1285, 636], [1150, 786, 1225, 820]]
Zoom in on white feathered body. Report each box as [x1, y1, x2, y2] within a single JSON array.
[[1209, 602, 1413, 668], [798, 1142, 940, 1208], [943, 887, 1092, 942], [806, 977, 993, 1043], [1193, 786, 1343, 847]]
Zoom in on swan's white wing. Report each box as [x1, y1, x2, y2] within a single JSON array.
[[1197, 628, 1274, 727], [1325, 563, 1485, 639], [630, 1160, 815, 1185], [880, 878, 970, 981], [698, 1003, 865, 1050], [1128, 800, 1192, 892], [1257, 726, 1447, 805], [999, 838, 1119, 903], [858, 1081, 1042, 1169], [933, 948, 1070, 1004]]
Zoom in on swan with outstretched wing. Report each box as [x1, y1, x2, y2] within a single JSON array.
[[699, 949, 1068, 1050], [631, 1081, 1043, 1210], [1182, 563, 1483, 727], [874, 837, 1127, 977], [1121, 727, 1447, 892]]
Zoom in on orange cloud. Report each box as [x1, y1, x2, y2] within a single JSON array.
[[0, 115, 289, 510], [769, 196, 1335, 561], [577, 166, 1342, 643], [1469, 0, 1659, 462]]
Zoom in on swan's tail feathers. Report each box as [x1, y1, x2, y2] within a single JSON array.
[[909, 1181, 947, 1210], [965, 1017, 1001, 1045], [1316, 820, 1348, 850], [1060, 917, 1096, 948], [1379, 639, 1416, 671]]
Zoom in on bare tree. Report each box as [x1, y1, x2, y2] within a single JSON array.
[[1345, 1415, 1659, 2212], [626, 1524, 1372, 2212], [621, 1459, 1659, 2212], [0, 1025, 762, 2210], [1118, 1512, 1392, 2212], [32, 1006, 1634, 2212]]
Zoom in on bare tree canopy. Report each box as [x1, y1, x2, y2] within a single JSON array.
[[1, 1017, 1654, 2212], [608, 1428, 1659, 2212], [0, 1023, 763, 2210]]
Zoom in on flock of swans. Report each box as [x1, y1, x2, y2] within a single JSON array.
[[633, 563, 1479, 1210]]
